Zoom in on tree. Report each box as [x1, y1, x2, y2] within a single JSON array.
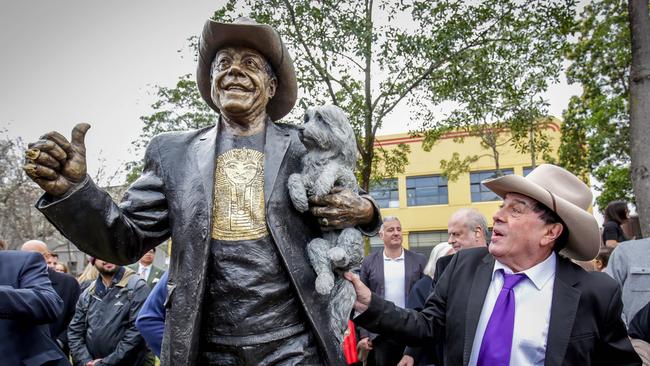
[[130, 0, 575, 191], [0, 133, 66, 249], [0, 132, 125, 251], [628, 0, 650, 236], [227, 0, 576, 190], [415, 0, 571, 180], [559, 0, 633, 210], [125, 73, 217, 183]]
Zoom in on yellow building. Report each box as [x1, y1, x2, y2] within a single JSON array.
[[368, 119, 562, 256]]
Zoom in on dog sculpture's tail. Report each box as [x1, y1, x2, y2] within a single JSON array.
[[329, 278, 357, 345]]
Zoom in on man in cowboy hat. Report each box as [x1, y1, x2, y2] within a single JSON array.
[[24, 17, 380, 365], [346, 164, 641, 365]]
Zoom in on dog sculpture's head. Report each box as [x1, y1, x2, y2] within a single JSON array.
[[300, 105, 357, 167]]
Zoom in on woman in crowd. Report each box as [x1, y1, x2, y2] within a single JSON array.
[[54, 262, 69, 273], [602, 200, 629, 247]]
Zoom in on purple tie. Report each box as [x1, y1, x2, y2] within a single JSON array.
[[477, 270, 527, 366]]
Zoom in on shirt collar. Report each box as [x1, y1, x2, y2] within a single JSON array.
[[383, 248, 405, 261], [493, 251, 556, 290]]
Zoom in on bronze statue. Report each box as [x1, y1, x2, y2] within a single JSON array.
[[24, 17, 380, 366]]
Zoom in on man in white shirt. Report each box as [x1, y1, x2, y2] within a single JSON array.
[[358, 216, 427, 366], [128, 248, 164, 288], [348, 164, 641, 366]]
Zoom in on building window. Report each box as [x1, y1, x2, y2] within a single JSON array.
[[470, 169, 514, 202], [370, 178, 399, 208], [409, 231, 448, 257], [523, 166, 534, 176], [406, 175, 448, 206]]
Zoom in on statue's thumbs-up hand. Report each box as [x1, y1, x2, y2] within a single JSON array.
[[24, 123, 91, 197]]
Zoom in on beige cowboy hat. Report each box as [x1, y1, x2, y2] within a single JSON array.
[[196, 17, 298, 121], [482, 164, 599, 261]]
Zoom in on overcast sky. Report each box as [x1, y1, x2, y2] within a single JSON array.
[[0, 0, 582, 185]]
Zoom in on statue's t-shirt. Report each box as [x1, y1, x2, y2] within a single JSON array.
[[200, 129, 304, 347]]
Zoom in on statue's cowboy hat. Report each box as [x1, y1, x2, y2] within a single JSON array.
[[196, 17, 297, 121], [482, 164, 599, 261]]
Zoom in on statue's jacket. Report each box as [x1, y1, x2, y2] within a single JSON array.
[[37, 121, 380, 366]]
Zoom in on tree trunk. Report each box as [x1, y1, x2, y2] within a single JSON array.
[[530, 124, 537, 168], [628, 0, 650, 237]]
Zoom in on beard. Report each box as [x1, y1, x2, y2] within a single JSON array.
[[97, 265, 119, 276]]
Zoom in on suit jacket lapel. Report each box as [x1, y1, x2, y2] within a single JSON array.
[[377, 251, 385, 297], [146, 267, 155, 285], [463, 254, 494, 366], [544, 257, 581, 366], [264, 121, 291, 205], [404, 250, 411, 293]]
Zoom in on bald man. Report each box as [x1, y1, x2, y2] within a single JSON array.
[[22, 240, 81, 355]]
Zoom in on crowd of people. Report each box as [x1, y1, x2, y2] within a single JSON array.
[[0, 240, 167, 366], [3, 179, 649, 366]]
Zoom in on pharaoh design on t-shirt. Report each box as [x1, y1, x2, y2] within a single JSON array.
[[212, 147, 268, 241]]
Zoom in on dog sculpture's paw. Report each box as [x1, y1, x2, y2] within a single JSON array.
[[288, 174, 309, 212], [328, 247, 349, 269], [313, 179, 331, 197], [315, 273, 335, 295]]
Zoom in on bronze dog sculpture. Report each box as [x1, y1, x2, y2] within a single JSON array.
[[288, 105, 363, 342]]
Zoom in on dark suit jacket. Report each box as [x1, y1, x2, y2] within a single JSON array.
[[38, 121, 380, 366], [48, 268, 81, 354], [359, 248, 427, 340], [0, 251, 71, 366], [356, 247, 641, 366], [432, 253, 454, 291]]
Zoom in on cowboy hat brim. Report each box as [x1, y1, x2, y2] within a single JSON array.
[[483, 174, 600, 261], [197, 19, 298, 121]]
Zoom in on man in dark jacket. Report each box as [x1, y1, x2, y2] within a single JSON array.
[[25, 17, 379, 366], [0, 250, 71, 366], [68, 259, 150, 366], [22, 240, 81, 355], [358, 216, 427, 366]]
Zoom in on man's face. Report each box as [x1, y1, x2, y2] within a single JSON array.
[[95, 260, 119, 275], [489, 193, 551, 263], [210, 46, 277, 118], [46, 255, 57, 268], [380, 220, 403, 249], [447, 215, 481, 251], [140, 249, 155, 266]]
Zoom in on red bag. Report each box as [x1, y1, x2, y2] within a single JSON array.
[[343, 320, 359, 364]]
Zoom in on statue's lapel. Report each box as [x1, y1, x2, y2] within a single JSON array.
[[196, 123, 218, 213], [264, 121, 291, 205]]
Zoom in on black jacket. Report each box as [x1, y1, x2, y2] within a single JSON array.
[[356, 247, 641, 366], [359, 248, 427, 341], [48, 268, 81, 354], [68, 268, 150, 366], [38, 121, 380, 366]]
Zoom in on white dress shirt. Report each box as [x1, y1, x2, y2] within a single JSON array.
[[137, 263, 151, 280], [469, 252, 557, 366], [383, 249, 406, 308]]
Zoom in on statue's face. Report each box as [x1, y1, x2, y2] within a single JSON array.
[[211, 46, 277, 119]]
